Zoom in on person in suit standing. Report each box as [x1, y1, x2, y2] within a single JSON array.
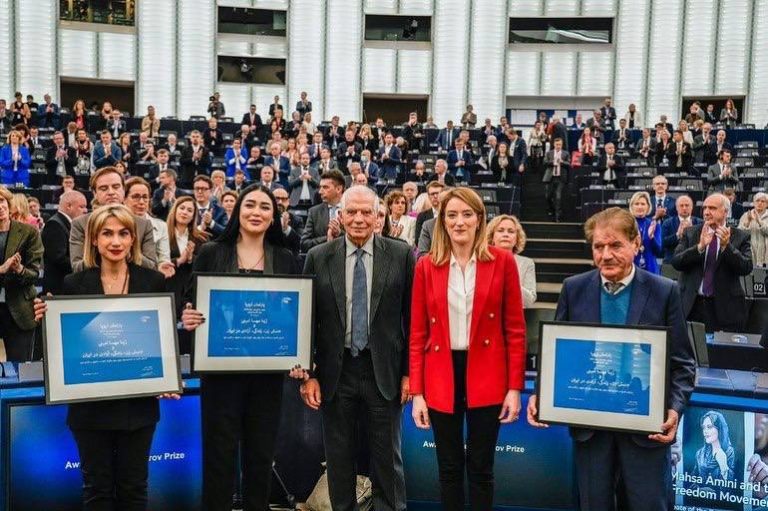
[[635, 128, 657, 165], [672, 193, 753, 333], [295, 91, 312, 118], [377, 132, 402, 181], [543, 137, 570, 222], [693, 123, 715, 165], [415, 181, 444, 243], [288, 152, 320, 207], [599, 142, 624, 187], [45, 131, 78, 177], [93, 130, 123, 170], [0, 185, 43, 361], [427, 159, 456, 187], [707, 149, 739, 192], [69, 167, 158, 272], [670, 130, 693, 174], [263, 141, 292, 188], [649, 175, 677, 223], [291, 184, 414, 511], [436, 121, 459, 151], [549, 116, 569, 151], [720, 99, 738, 129], [600, 97, 617, 129], [268, 96, 283, 119], [528, 206, 696, 511], [241, 104, 264, 135], [191, 175, 227, 237], [38, 94, 60, 129], [34, 205, 179, 510], [41, 190, 87, 294], [661, 195, 702, 263], [180, 131, 210, 185], [446, 139, 473, 183], [506, 129, 527, 186], [182, 185, 299, 511], [151, 169, 187, 220], [300, 170, 345, 252], [410, 187, 525, 511]]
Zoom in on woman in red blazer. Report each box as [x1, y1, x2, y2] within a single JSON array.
[[410, 187, 526, 511]]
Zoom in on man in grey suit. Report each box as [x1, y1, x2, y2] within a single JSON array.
[[69, 167, 158, 272], [287, 152, 320, 207], [707, 149, 739, 192], [300, 170, 345, 252], [417, 217, 436, 258], [295, 185, 414, 511], [543, 137, 570, 222]]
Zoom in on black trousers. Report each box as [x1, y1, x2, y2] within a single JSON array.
[[71, 425, 156, 511], [0, 303, 35, 362], [688, 296, 742, 333], [544, 176, 565, 219], [429, 350, 502, 511], [322, 350, 406, 511], [201, 373, 284, 511]]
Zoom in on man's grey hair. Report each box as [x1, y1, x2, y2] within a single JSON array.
[[708, 192, 731, 214], [340, 184, 380, 212], [675, 194, 693, 207], [754, 192, 768, 203]]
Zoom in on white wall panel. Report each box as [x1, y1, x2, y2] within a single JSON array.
[[506, 52, 540, 96], [613, 0, 649, 121], [646, 0, 683, 125], [99, 32, 135, 81], [577, 52, 613, 97], [715, 0, 752, 95], [541, 52, 576, 96], [16, 0, 56, 101], [178, 0, 215, 118], [252, 84, 286, 118], [469, 0, 506, 122], [218, 40, 252, 56], [253, 39, 288, 59], [362, 48, 396, 94], [681, 0, 717, 96], [364, 0, 397, 12], [287, 0, 326, 120], [509, 0, 542, 15], [59, 29, 97, 79], [399, 0, 433, 14], [748, 1, 768, 127], [325, 0, 362, 122], [432, 0, 470, 125], [544, 0, 579, 15], [218, 0, 252, 6], [254, 0, 289, 8], [0, 0, 11, 101], [215, 83, 251, 121], [138, 0, 176, 116], [398, 49, 431, 95], [582, 0, 617, 14]]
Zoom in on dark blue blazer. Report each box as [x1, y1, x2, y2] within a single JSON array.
[[649, 195, 677, 221], [660, 216, 702, 262], [446, 148, 474, 179], [507, 138, 528, 169], [377, 145, 402, 179], [436, 128, 460, 150], [198, 202, 228, 237], [307, 143, 328, 163], [263, 155, 292, 185], [555, 268, 695, 446]]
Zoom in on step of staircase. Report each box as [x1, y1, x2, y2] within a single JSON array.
[[522, 221, 584, 240], [524, 238, 589, 259], [536, 282, 562, 303], [533, 257, 594, 287]]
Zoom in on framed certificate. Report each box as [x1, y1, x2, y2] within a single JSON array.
[[193, 273, 314, 373], [536, 321, 669, 434], [42, 293, 182, 405]]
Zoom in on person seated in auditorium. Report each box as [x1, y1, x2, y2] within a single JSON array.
[[707, 149, 739, 193], [151, 168, 187, 220], [131, 131, 151, 159], [635, 128, 657, 165], [180, 130, 210, 185], [45, 131, 78, 177], [324, 115, 344, 150], [737, 192, 768, 267], [38, 93, 60, 129], [586, 110, 606, 142], [191, 175, 227, 237], [668, 130, 693, 174], [402, 181, 420, 216], [446, 138, 473, 183], [288, 151, 319, 208], [93, 130, 123, 170], [436, 120, 460, 151], [693, 122, 716, 165], [241, 104, 263, 134], [649, 175, 676, 222], [105, 109, 125, 140], [163, 133, 181, 160], [487, 214, 537, 307], [578, 127, 598, 166], [723, 188, 745, 225], [224, 137, 248, 180], [257, 165, 283, 193], [0, 130, 31, 187], [672, 193, 753, 333], [623, 103, 642, 129], [203, 117, 224, 157], [402, 111, 424, 153], [408, 159, 430, 185], [337, 129, 362, 174], [711, 129, 734, 159], [377, 132, 402, 181], [613, 118, 632, 151], [263, 141, 292, 188], [300, 170, 345, 252], [345, 161, 370, 190], [629, 191, 663, 274], [600, 97, 617, 129], [428, 158, 455, 187], [661, 195, 701, 263]]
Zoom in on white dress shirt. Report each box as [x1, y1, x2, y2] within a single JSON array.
[[344, 235, 374, 349], [447, 254, 476, 350], [175, 229, 190, 257], [600, 264, 636, 294]]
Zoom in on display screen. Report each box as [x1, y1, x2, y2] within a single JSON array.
[[7, 396, 202, 511]]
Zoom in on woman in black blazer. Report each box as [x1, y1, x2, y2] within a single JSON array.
[[34, 204, 176, 511], [181, 184, 299, 511], [490, 142, 512, 183]]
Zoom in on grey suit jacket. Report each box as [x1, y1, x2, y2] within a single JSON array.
[[300, 203, 332, 253], [542, 149, 571, 182], [417, 217, 436, 257], [304, 235, 415, 401], [288, 165, 320, 207], [706, 162, 739, 191], [69, 211, 158, 272]]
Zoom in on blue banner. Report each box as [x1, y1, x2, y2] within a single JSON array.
[[553, 338, 651, 416], [207, 290, 299, 357], [60, 310, 164, 385]]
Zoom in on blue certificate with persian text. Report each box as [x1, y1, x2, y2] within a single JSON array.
[[207, 290, 299, 357], [60, 310, 164, 385], [552, 338, 651, 416]]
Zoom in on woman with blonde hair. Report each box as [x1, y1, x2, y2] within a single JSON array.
[[210, 170, 231, 203], [629, 191, 662, 274], [0, 130, 31, 187], [32, 204, 176, 510], [10, 193, 41, 229], [410, 187, 526, 511], [487, 214, 537, 307]]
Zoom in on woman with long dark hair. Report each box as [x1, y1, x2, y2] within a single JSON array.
[[181, 184, 299, 510]]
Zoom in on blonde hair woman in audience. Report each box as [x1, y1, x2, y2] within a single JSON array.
[[487, 214, 537, 307], [302, 111, 316, 134], [210, 170, 230, 203], [738, 192, 768, 266], [678, 119, 694, 145], [283, 137, 300, 166], [10, 193, 41, 230], [385, 190, 416, 245], [71, 99, 86, 130]]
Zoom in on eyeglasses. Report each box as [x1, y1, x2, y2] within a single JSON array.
[[128, 194, 150, 202]]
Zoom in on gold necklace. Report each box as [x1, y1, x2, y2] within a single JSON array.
[[237, 252, 264, 271]]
